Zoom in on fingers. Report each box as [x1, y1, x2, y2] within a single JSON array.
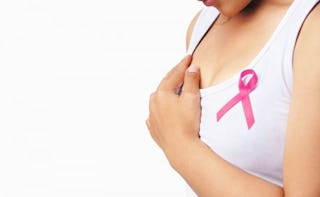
[[157, 55, 192, 92], [182, 65, 200, 94]]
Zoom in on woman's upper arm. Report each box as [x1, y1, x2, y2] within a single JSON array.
[[283, 3, 320, 196], [186, 10, 202, 50]]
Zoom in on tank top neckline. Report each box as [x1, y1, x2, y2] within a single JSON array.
[[197, 0, 300, 97]]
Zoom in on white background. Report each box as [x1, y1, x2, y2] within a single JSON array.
[[0, 0, 202, 196]]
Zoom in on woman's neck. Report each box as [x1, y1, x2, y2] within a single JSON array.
[[219, 0, 294, 24]]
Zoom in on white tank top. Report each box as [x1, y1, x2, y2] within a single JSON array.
[[186, 0, 319, 196]]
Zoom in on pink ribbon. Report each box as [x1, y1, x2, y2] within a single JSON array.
[[216, 69, 258, 129]]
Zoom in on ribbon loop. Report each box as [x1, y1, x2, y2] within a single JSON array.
[[216, 69, 258, 129]]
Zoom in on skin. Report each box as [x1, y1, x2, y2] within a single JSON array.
[[191, 0, 295, 89], [147, 0, 320, 196], [199, 0, 252, 17]]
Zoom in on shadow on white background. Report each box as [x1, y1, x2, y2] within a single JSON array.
[[0, 0, 202, 196]]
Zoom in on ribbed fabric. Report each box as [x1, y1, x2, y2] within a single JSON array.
[[185, 0, 320, 196]]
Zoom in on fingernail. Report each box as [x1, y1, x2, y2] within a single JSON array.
[[188, 65, 199, 73]]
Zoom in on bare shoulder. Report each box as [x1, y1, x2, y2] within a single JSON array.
[[186, 9, 203, 50], [283, 2, 320, 196], [293, 2, 320, 86], [294, 2, 320, 65], [303, 1, 320, 27]]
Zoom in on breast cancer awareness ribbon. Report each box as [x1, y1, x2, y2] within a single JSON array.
[[216, 69, 258, 129]]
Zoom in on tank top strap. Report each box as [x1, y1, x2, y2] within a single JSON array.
[[281, 0, 320, 92], [186, 7, 219, 55], [284, 0, 319, 35], [283, 0, 320, 59]]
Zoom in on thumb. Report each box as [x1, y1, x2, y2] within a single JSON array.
[[182, 65, 200, 94], [157, 55, 192, 92]]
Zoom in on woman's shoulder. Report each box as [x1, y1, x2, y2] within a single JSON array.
[[186, 9, 202, 50], [299, 2, 320, 38], [283, 3, 320, 195], [185, 7, 219, 50], [294, 2, 320, 69]]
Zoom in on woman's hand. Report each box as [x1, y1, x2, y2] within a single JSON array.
[[146, 55, 201, 161], [146, 56, 285, 197]]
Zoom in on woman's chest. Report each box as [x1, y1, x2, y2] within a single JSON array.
[[190, 9, 288, 89], [198, 73, 291, 184], [191, 26, 270, 89]]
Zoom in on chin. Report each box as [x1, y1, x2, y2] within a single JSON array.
[[201, 2, 242, 17], [218, 7, 241, 17], [215, 0, 252, 18]]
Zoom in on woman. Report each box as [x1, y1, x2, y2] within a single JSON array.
[[146, 0, 320, 196]]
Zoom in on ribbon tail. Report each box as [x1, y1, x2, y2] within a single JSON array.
[[242, 96, 255, 129], [217, 93, 242, 122]]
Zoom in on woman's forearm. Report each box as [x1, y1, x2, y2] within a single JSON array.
[[165, 138, 284, 197]]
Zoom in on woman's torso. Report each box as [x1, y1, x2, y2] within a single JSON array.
[[185, 0, 320, 196]]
